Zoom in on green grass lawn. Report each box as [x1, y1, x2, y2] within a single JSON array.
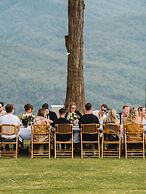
[[0, 158, 146, 194]]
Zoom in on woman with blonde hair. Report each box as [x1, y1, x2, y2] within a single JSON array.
[[103, 108, 120, 148], [124, 107, 141, 125], [103, 108, 120, 125]]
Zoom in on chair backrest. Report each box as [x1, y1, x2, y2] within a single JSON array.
[[81, 124, 100, 134], [1, 124, 18, 135], [55, 124, 73, 134], [103, 123, 120, 134], [32, 125, 50, 135], [124, 124, 144, 134]]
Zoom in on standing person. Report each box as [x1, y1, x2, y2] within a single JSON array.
[[93, 104, 108, 131], [0, 102, 6, 117], [42, 103, 57, 126], [19, 103, 35, 128]]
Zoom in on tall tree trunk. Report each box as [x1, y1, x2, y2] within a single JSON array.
[[65, 0, 85, 113]]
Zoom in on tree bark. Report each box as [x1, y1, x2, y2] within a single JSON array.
[[65, 0, 85, 113]]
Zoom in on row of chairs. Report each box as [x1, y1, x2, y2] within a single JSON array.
[[0, 123, 145, 159]]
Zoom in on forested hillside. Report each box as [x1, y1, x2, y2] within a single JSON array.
[[0, 0, 146, 113]]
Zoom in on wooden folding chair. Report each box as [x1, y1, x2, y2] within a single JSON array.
[[54, 124, 73, 158], [124, 124, 145, 158], [31, 125, 50, 158], [1, 124, 19, 159], [102, 124, 121, 158], [80, 124, 100, 158]]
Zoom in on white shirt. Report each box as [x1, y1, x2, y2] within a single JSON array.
[[93, 110, 107, 130], [142, 118, 146, 133], [0, 113, 21, 138]]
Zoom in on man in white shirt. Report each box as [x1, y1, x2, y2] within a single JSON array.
[[93, 104, 108, 131], [0, 104, 21, 139]]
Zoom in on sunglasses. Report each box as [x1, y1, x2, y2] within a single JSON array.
[[101, 108, 107, 112], [71, 107, 76, 109]]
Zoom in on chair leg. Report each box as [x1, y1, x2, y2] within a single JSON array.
[[16, 142, 18, 159], [81, 142, 83, 159], [98, 140, 100, 158], [143, 141, 145, 159], [101, 137, 104, 158], [48, 143, 50, 158], [31, 143, 33, 159]]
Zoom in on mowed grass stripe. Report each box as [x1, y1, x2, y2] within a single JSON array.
[[0, 158, 146, 193]]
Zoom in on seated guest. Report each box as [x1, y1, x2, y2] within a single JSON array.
[[19, 103, 35, 128], [0, 102, 6, 117], [119, 105, 130, 125], [0, 104, 22, 149], [118, 105, 130, 143], [0, 104, 21, 130], [42, 103, 57, 126], [124, 107, 141, 125], [124, 107, 142, 150], [66, 102, 82, 126], [138, 106, 146, 130], [33, 108, 49, 126], [103, 108, 120, 125], [54, 108, 71, 142], [103, 108, 120, 145], [33, 108, 50, 154], [79, 102, 100, 141], [79, 103, 99, 126], [93, 104, 108, 131]]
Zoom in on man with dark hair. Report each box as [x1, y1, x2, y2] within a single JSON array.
[[79, 103, 99, 127], [0, 104, 21, 129], [79, 102, 99, 143], [54, 108, 71, 125], [54, 108, 71, 143], [119, 105, 130, 125], [19, 103, 35, 128], [42, 103, 57, 126], [0, 104, 22, 149], [0, 101, 6, 116], [93, 104, 108, 131]]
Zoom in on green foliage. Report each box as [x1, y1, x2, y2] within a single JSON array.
[[0, 0, 146, 113], [0, 158, 146, 193]]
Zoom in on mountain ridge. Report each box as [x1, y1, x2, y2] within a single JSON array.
[[0, 0, 146, 113]]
